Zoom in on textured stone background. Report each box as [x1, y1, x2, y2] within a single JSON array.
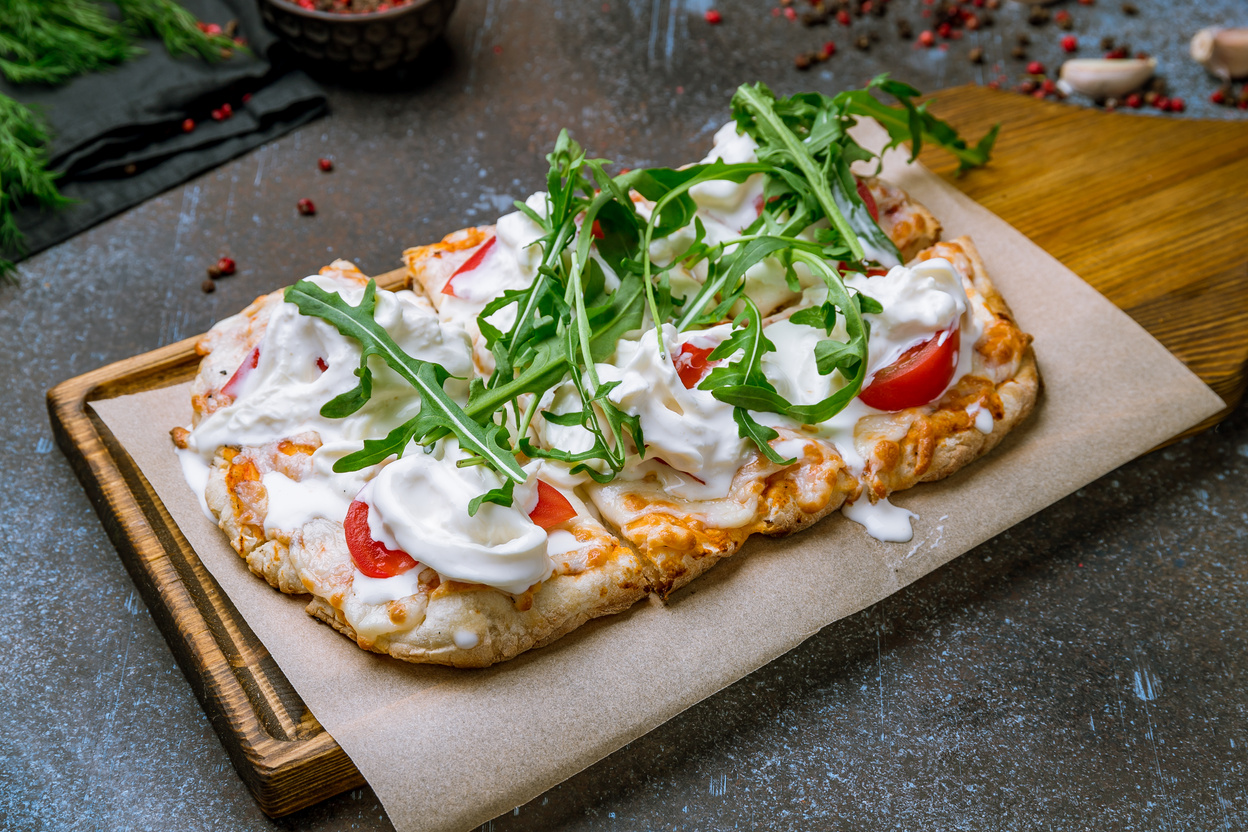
[[1, 0, 1245, 830]]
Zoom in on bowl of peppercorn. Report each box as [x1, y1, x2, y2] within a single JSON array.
[[259, 0, 457, 73]]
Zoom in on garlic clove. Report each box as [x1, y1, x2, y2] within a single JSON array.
[[1058, 57, 1156, 99], [1191, 27, 1248, 80]]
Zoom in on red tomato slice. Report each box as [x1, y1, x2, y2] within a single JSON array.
[[673, 342, 715, 389], [343, 500, 418, 578], [858, 328, 961, 412], [529, 481, 576, 530], [590, 219, 605, 240], [441, 236, 497, 297], [855, 178, 880, 222], [221, 345, 260, 399]]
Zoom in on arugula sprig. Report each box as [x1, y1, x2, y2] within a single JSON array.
[[285, 77, 995, 504], [283, 279, 526, 484]]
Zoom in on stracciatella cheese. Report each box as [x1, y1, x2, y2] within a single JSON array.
[[185, 272, 475, 534], [362, 440, 552, 596], [844, 258, 977, 384], [596, 323, 748, 501], [758, 257, 984, 477]]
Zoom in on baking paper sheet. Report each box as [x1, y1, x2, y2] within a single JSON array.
[[91, 123, 1226, 832]]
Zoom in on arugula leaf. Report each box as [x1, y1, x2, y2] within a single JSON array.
[[467, 478, 515, 517], [284, 278, 526, 483], [732, 83, 870, 264], [284, 78, 995, 501], [840, 75, 999, 176]]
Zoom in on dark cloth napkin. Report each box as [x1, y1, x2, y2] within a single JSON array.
[[3, 0, 327, 261]]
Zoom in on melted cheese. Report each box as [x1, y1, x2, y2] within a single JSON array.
[[596, 324, 748, 500], [363, 441, 552, 595]]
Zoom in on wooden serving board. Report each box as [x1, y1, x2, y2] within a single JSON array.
[[47, 86, 1248, 818]]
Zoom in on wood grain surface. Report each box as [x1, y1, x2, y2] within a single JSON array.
[[46, 88, 1248, 817], [919, 86, 1248, 433]]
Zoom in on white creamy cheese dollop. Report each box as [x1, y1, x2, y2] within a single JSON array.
[[186, 273, 474, 531], [759, 258, 981, 480], [845, 258, 976, 384], [596, 323, 747, 500], [364, 440, 552, 595], [436, 192, 549, 337]]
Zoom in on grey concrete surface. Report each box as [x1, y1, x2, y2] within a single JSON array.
[[1, 0, 1245, 830]]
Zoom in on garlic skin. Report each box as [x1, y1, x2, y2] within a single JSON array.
[[1191, 27, 1248, 81], [1057, 57, 1156, 100]]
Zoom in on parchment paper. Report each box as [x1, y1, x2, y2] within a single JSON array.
[[91, 124, 1226, 832]]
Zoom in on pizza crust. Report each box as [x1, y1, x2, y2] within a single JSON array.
[[187, 189, 1038, 667]]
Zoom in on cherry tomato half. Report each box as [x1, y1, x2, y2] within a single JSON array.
[[441, 236, 497, 297], [858, 328, 960, 412], [529, 481, 576, 530], [673, 342, 715, 389], [343, 500, 418, 578], [221, 345, 260, 399], [855, 178, 880, 222]]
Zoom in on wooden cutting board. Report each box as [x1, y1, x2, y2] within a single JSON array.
[[918, 86, 1248, 432], [46, 86, 1248, 817]]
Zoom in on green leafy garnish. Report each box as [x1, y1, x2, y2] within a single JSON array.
[[283, 279, 526, 484], [287, 77, 994, 504]]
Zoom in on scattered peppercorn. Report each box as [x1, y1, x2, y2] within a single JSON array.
[[123, 163, 137, 175], [1026, 60, 1045, 75], [1169, 97, 1185, 112], [1121, 2, 1137, 14], [318, 158, 334, 172], [1062, 35, 1078, 53], [1027, 6, 1049, 25], [836, 9, 851, 25], [918, 29, 935, 46], [1100, 36, 1115, 51], [215, 257, 237, 276], [704, 9, 722, 23], [1125, 93, 1142, 108], [795, 52, 813, 69], [1054, 10, 1073, 30], [1210, 89, 1227, 105], [211, 108, 225, 121], [821, 40, 836, 58], [968, 46, 984, 63], [1016, 33, 1030, 45], [854, 33, 871, 50], [182, 118, 195, 133], [896, 19, 912, 38], [801, 7, 829, 25], [1011, 45, 1027, 60], [201, 278, 217, 294], [297, 198, 317, 216]]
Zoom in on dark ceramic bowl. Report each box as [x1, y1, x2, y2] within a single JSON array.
[[258, 0, 457, 73]]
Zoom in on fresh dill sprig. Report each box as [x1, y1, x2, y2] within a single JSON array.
[[0, 96, 71, 278], [0, 0, 245, 282]]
